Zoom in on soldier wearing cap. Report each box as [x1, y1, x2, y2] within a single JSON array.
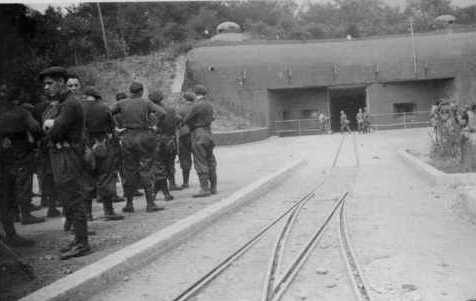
[[0, 82, 43, 247], [176, 91, 195, 188], [83, 87, 124, 221], [183, 85, 217, 197], [149, 91, 180, 201], [39, 66, 91, 259], [111, 81, 166, 213], [64, 74, 95, 222]]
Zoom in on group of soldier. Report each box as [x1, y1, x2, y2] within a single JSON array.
[[430, 100, 476, 171], [340, 107, 371, 133], [0, 66, 217, 260]]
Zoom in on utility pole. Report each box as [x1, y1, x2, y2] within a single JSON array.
[[410, 17, 417, 75], [96, 2, 109, 59]]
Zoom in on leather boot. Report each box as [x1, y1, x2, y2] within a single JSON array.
[[60, 236, 91, 260], [102, 197, 124, 221], [181, 169, 190, 188], [161, 179, 174, 201], [193, 174, 210, 198], [209, 169, 217, 195], [145, 185, 164, 212], [122, 197, 134, 213], [169, 175, 182, 191]]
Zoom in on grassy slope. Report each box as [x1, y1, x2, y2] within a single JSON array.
[[70, 49, 255, 132]]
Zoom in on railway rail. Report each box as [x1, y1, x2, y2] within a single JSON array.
[[171, 133, 369, 301]]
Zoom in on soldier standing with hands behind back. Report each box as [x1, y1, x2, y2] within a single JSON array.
[[183, 85, 217, 197], [177, 92, 195, 188], [111, 82, 166, 213]]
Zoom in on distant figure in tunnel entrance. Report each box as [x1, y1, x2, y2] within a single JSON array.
[[318, 112, 330, 134], [356, 108, 364, 134], [363, 107, 372, 134], [340, 110, 351, 133]]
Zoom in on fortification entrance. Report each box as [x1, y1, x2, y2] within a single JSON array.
[[329, 86, 366, 132]]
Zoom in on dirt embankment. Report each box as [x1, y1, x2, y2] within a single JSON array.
[[70, 49, 256, 132]]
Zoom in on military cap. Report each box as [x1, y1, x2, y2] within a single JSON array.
[[194, 84, 207, 96], [148, 91, 164, 103], [115, 92, 127, 101], [39, 66, 69, 81], [129, 81, 144, 94], [83, 86, 102, 99], [183, 91, 195, 102]]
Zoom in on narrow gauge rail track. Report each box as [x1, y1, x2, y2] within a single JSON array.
[[171, 134, 369, 301]]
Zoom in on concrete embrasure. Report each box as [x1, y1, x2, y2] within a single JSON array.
[[19, 158, 305, 301], [398, 149, 476, 187]]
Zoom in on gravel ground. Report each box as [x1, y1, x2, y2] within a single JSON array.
[[0, 136, 302, 301], [5, 128, 475, 301], [90, 128, 475, 301]]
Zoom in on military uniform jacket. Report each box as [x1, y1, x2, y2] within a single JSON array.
[[0, 102, 41, 141], [183, 97, 214, 131], [45, 90, 85, 145], [83, 100, 115, 136], [158, 106, 181, 137], [111, 96, 165, 130]]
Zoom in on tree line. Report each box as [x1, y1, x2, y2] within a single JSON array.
[[1, 0, 475, 102]]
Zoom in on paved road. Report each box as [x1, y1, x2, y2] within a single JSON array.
[[90, 129, 476, 301]]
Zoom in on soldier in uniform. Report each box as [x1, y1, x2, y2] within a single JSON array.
[[148, 91, 179, 201], [113, 91, 141, 200], [39, 66, 91, 259], [340, 110, 351, 133], [83, 87, 124, 221], [0, 83, 41, 247], [177, 92, 195, 188], [356, 108, 364, 134], [111, 82, 166, 213], [183, 85, 217, 197], [65, 75, 95, 221], [0, 83, 45, 227], [34, 95, 62, 218]]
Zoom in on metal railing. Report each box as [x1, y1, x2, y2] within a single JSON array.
[[275, 118, 328, 135], [370, 110, 430, 130], [275, 110, 431, 135]]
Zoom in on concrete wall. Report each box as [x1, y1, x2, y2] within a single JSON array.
[[451, 76, 476, 106], [213, 128, 269, 146], [366, 79, 451, 114], [268, 88, 328, 133]]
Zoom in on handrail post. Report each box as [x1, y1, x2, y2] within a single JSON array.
[[298, 120, 301, 136], [403, 112, 407, 129]]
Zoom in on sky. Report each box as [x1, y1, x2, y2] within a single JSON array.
[[8, 0, 476, 14]]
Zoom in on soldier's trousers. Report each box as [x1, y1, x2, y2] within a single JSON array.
[[191, 128, 216, 175], [38, 147, 58, 207], [179, 134, 192, 171], [121, 129, 156, 199], [1, 142, 35, 237], [155, 135, 177, 181], [0, 159, 17, 238], [89, 136, 118, 199], [50, 147, 88, 244]]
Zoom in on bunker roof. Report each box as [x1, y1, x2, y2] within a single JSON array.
[[188, 31, 476, 70]]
